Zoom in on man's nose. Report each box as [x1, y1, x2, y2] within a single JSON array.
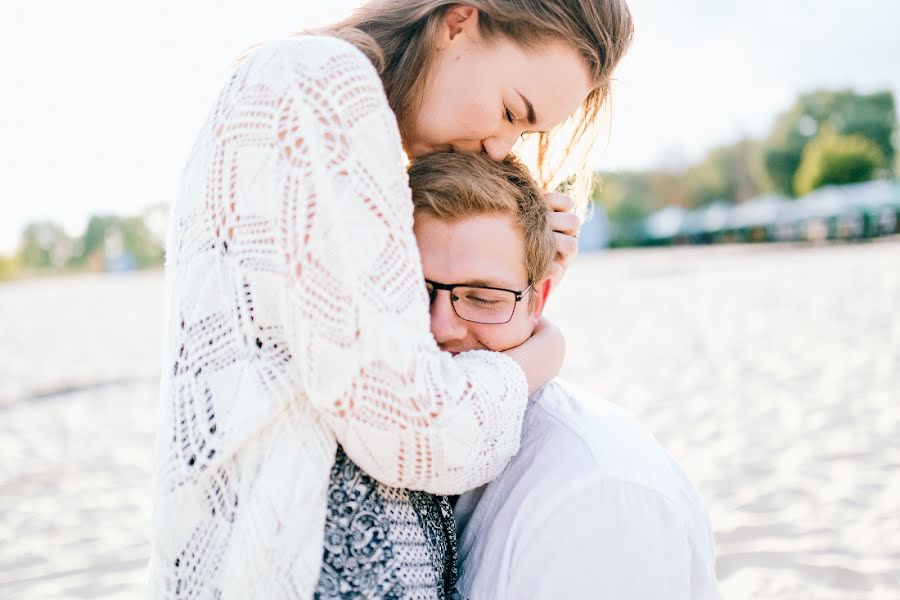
[[429, 291, 468, 345]]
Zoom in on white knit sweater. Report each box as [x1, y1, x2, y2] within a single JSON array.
[[150, 36, 528, 599]]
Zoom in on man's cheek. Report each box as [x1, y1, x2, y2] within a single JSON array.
[[471, 328, 498, 352], [474, 328, 517, 353]]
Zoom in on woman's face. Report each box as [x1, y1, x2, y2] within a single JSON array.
[[407, 7, 593, 160]]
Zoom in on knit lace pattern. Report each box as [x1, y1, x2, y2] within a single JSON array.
[[149, 36, 526, 599]]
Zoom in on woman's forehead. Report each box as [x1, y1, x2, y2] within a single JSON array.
[[497, 39, 593, 130]]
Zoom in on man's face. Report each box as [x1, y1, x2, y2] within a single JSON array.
[[414, 212, 548, 354]]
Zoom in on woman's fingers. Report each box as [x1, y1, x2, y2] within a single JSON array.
[[553, 230, 579, 266], [544, 191, 575, 214], [544, 192, 580, 288], [548, 209, 581, 238]]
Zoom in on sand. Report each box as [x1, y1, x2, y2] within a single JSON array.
[[1, 241, 898, 599]]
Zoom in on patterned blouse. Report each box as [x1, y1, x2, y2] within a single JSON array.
[[315, 447, 458, 599]]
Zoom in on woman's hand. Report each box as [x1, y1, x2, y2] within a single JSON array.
[[503, 317, 565, 396], [545, 192, 580, 288]]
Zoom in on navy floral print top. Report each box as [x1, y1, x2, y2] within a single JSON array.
[[315, 447, 459, 599]]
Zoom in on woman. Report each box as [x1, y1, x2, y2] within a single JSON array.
[[150, 1, 633, 598]]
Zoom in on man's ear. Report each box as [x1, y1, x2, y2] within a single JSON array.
[[440, 5, 480, 46], [530, 277, 554, 324]]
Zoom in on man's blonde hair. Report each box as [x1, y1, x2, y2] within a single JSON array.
[[408, 152, 555, 308]]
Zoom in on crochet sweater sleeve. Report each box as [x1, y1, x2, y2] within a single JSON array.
[[162, 36, 528, 496]]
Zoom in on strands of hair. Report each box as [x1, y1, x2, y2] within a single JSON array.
[[308, 0, 634, 207]]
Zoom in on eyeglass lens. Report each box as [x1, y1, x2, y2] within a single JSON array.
[[426, 282, 517, 324]]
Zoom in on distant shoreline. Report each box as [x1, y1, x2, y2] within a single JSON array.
[[0, 265, 165, 285], [3, 235, 898, 284]]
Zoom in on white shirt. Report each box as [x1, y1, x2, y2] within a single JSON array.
[[454, 381, 719, 599]]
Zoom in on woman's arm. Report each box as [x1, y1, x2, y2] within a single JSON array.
[[504, 318, 565, 396], [169, 37, 563, 495]]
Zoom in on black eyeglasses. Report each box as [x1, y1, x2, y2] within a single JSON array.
[[425, 278, 534, 325]]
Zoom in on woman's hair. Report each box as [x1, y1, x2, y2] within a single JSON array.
[[407, 152, 555, 304], [309, 0, 634, 196]]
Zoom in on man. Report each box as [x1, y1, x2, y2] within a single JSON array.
[[313, 154, 553, 599], [408, 152, 719, 599]]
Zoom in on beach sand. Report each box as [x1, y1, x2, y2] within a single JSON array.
[[1, 241, 898, 598]]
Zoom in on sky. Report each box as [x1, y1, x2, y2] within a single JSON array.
[[1, 0, 899, 253]]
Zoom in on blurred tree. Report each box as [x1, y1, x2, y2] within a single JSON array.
[[593, 171, 687, 221], [0, 253, 21, 280], [121, 215, 166, 267], [793, 126, 884, 196], [895, 128, 900, 176], [19, 222, 75, 269], [74, 214, 164, 269], [76, 215, 116, 266], [760, 90, 896, 196], [684, 139, 763, 207]]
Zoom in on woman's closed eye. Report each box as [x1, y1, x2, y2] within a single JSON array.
[[504, 107, 537, 141]]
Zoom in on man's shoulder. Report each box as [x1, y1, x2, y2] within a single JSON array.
[[522, 380, 687, 501], [455, 381, 719, 600], [527, 379, 640, 442]]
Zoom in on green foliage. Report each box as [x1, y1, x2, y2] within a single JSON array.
[[793, 126, 884, 196], [598, 138, 769, 219], [762, 148, 802, 197], [684, 139, 763, 207], [0, 253, 21, 281], [593, 171, 687, 222], [761, 90, 896, 195], [73, 214, 164, 269], [77, 215, 116, 264], [121, 215, 165, 268], [895, 128, 900, 175], [19, 222, 74, 270], [11, 211, 165, 279]]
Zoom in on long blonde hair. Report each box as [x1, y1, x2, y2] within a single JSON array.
[[310, 0, 634, 206]]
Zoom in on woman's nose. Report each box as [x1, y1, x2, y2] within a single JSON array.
[[429, 291, 468, 344], [481, 132, 519, 161]]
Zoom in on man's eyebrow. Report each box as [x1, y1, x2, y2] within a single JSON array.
[[462, 278, 523, 290], [515, 89, 537, 126]]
